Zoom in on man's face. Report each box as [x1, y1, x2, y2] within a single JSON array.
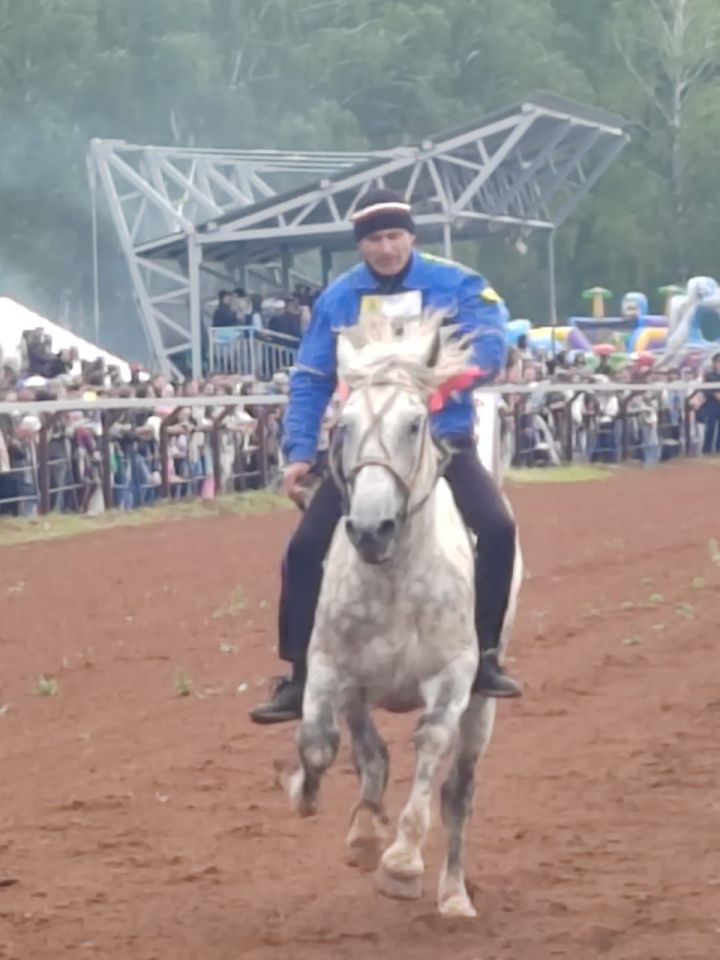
[[358, 228, 414, 276]]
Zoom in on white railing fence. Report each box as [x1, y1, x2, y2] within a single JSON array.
[[209, 327, 299, 378]]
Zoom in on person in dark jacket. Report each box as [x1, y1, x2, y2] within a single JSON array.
[[212, 291, 238, 328], [701, 352, 720, 454]]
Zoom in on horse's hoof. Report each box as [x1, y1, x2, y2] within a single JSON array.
[[287, 767, 319, 817], [374, 864, 423, 900], [297, 797, 318, 818], [346, 809, 388, 872], [438, 894, 477, 919], [346, 835, 383, 872], [346, 833, 384, 872], [273, 758, 295, 791]]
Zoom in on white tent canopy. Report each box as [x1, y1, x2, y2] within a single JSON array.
[[0, 297, 131, 381]]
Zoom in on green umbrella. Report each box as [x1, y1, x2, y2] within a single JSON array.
[[582, 286, 613, 318]]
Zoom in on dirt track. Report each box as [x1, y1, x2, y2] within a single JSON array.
[[1, 463, 719, 960]]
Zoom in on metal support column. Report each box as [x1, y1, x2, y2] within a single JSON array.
[[280, 244, 292, 293], [442, 221, 453, 259], [548, 229, 558, 356], [187, 234, 203, 379], [321, 247, 333, 286], [87, 156, 101, 345]]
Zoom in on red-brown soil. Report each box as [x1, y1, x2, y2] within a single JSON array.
[[1, 463, 719, 960]]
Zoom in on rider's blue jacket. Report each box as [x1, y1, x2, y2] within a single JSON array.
[[283, 249, 508, 464]]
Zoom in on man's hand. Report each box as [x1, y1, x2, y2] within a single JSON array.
[[283, 461, 313, 508]]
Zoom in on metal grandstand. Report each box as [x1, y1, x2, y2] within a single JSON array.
[[89, 92, 629, 377]]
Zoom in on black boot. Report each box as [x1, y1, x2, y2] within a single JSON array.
[[474, 649, 522, 699], [249, 663, 305, 724]]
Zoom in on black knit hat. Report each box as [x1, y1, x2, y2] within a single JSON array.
[[351, 189, 415, 241]]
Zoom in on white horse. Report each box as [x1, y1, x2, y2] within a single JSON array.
[[285, 315, 522, 918]]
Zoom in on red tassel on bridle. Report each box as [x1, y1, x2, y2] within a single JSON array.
[[428, 365, 486, 413], [336, 367, 486, 413]]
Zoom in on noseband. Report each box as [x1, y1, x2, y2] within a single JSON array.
[[329, 377, 449, 520]]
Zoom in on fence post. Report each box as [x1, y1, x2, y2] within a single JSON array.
[[682, 395, 692, 456], [211, 408, 231, 495], [249, 329, 257, 379], [37, 415, 51, 515], [512, 396, 523, 466], [563, 392, 581, 463], [100, 411, 122, 510], [619, 393, 631, 461], [37, 413, 60, 514], [159, 409, 182, 499], [257, 411, 269, 487]]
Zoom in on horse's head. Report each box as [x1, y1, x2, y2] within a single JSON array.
[[332, 313, 470, 564]]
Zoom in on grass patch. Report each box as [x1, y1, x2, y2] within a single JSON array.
[[622, 636, 642, 646], [34, 675, 59, 697], [173, 667, 194, 698], [0, 491, 288, 549], [708, 538, 720, 567], [505, 464, 613, 485], [674, 602, 695, 621], [213, 587, 247, 620]]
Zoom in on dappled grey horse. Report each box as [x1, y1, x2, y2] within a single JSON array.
[[284, 315, 522, 918]]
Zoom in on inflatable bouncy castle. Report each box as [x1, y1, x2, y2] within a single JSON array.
[[505, 318, 592, 355], [567, 289, 668, 354], [567, 282, 720, 368], [660, 277, 720, 367], [505, 281, 720, 370]]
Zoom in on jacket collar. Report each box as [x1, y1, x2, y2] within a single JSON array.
[[350, 249, 432, 291]]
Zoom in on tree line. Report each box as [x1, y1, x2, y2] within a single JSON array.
[[1, 0, 719, 354]]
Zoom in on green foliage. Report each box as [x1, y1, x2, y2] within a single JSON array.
[[1, 0, 720, 330]]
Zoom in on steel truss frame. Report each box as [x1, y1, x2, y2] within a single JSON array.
[[90, 93, 628, 377]]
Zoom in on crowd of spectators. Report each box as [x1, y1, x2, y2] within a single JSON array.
[[211, 285, 317, 340], [498, 339, 720, 466], [0, 326, 289, 518], [1, 317, 719, 520]]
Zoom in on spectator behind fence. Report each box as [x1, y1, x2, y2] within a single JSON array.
[[25, 329, 75, 380], [212, 290, 238, 328], [232, 288, 253, 323], [700, 352, 720, 454], [268, 296, 302, 340]]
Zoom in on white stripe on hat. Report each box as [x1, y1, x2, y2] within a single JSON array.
[[350, 201, 412, 222]]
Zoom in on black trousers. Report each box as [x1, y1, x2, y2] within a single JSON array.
[[278, 441, 517, 669]]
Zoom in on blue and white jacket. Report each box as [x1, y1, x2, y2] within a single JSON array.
[[283, 249, 508, 464]]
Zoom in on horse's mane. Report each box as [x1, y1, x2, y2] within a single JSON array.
[[338, 311, 473, 395]]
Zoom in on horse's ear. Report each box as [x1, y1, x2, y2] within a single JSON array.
[[423, 328, 442, 368], [336, 332, 358, 378]]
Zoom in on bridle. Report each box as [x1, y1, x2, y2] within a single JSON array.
[[329, 373, 450, 520]]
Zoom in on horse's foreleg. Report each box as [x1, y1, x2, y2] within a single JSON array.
[[376, 666, 473, 900], [345, 702, 390, 871], [438, 694, 496, 918], [289, 658, 339, 817]]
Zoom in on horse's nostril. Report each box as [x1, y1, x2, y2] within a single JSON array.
[[378, 519, 397, 539]]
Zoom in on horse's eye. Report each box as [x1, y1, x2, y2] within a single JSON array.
[[408, 417, 422, 437]]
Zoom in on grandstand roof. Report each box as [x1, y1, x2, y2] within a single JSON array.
[[91, 91, 629, 377], [137, 92, 628, 264]]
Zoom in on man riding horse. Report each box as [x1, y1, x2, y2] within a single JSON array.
[[250, 189, 522, 724]]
